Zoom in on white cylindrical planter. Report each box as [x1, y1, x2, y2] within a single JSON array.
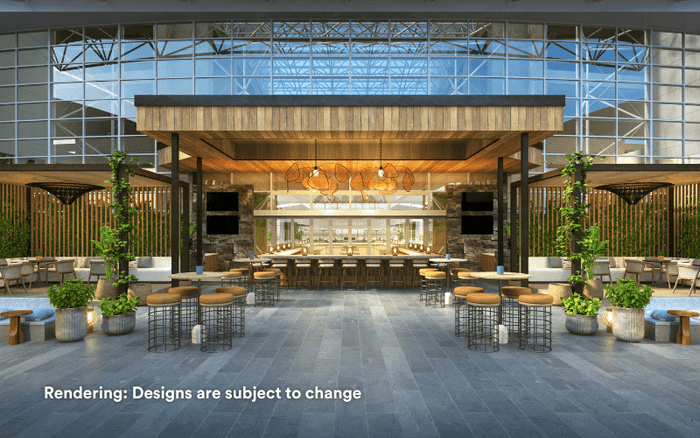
[[445, 293, 453, 305], [247, 292, 255, 305], [612, 306, 645, 342], [101, 313, 136, 336]]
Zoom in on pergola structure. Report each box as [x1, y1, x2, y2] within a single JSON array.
[[512, 163, 700, 287], [0, 163, 189, 293], [135, 94, 565, 282]]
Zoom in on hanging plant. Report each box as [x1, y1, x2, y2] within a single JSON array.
[[107, 151, 139, 293]]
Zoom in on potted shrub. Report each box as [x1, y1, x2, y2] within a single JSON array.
[[47, 278, 96, 342], [561, 295, 601, 335], [99, 295, 139, 336], [604, 278, 654, 342]]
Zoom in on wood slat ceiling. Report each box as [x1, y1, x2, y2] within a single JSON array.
[[0, 166, 177, 188], [138, 104, 563, 175]]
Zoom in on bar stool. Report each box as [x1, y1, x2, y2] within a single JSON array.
[[424, 270, 446, 306], [388, 259, 406, 290], [419, 268, 438, 302], [341, 258, 360, 290], [199, 293, 234, 352], [466, 292, 501, 353], [410, 258, 430, 289], [147, 293, 181, 352], [317, 258, 336, 290], [450, 268, 472, 289], [253, 271, 276, 306], [229, 268, 249, 286], [518, 293, 553, 353], [270, 258, 289, 290], [222, 270, 246, 288], [500, 286, 531, 339], [365, 258, 383, 290], [454, 286, 483, 338], [294, 258, 312, 290], [263, 267, 282, 302], [215, 286, 246, 338], [167, 286, 199, 337]]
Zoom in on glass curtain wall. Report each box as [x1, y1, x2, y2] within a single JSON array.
[[3, 21, 700, 165]]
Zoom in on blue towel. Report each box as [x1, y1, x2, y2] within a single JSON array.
[[21, 308, 55, 321]]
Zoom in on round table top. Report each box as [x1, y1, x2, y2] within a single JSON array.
[[168, 271, 225, 281], [470, 271, 532, 280], [428, 257, 468, 263], [667, 310, 700, 318], [231, 258, 271, 264], [1, 310, 33, 318]]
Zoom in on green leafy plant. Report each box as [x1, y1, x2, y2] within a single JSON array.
[[604, 278, 654, 310], [581, 226, 609, 280], [106, 151, 139, 291], [555, 152, 598, 290], [560, 295, 602, 316], [98, 295, 139, 316], [0, 195, 30, 258], [90, 225, 117, 280], [46, 278, 96, 310]]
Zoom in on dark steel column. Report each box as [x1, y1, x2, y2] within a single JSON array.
[[572, 162, 583, 295], [668, 186, 675, 257], [25, 186, 32, 256], [497, 157, 504, 267], [520, 133, 529, 286], [171, 133, 180, 286], [510, 183, 518, 273], [196, 157, 203, 267], [182, 183, 190, 272], [117, 164, 129, 296]]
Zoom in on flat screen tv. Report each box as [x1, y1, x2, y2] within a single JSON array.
[[206, 192, 238, 212], [461, 215, 493, 235], [206, 215, 239, 235], [461, 192, 494, 212]]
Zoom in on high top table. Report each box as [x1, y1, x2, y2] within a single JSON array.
[[1, 310, 32, 345], [470, 271, 532, 324], [428, 257, 468, 290]]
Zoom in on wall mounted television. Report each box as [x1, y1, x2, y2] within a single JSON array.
[[461, 192, 494, 212], [461, 215, 493, 235], [206, 192, 238, 212], [206, 215, 239, 235]]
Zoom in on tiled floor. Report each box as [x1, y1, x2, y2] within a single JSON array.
[[1, 282, 700, 438]]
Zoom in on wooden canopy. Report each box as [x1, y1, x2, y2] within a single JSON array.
[[135, 95, 565, 175], [0, 164, 187, 188], [517, 164, 700, 188]]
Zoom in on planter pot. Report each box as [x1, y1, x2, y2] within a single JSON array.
[[101, 313, 136, 336], [128, 283, 154, 306], [612, 306, 645, 342], [96, 278, 119, 300], [583, 278, 604, 300], [564, 313, 599, 335], [55, 307, 88, 342]]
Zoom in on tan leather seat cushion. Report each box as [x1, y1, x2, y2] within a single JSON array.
[[501, 286, 531, 297], [419, 268, 438, 275], [147, 293, 181, 306], [230, 268, 249, 274], [254, 271, 276, 279], [200, 293, 234, 305], [454, 286, 484, 297], [450, 268, 471, 275], [457, 271, 473, 279], [263, 268, 282, 274], [424, 271, 446, 279], [227, 271, 243, 278], [466, 293, 501, 305], [167, 286, 199, 297], [519, 293, 554, 305], [215, 286, 246, 297]]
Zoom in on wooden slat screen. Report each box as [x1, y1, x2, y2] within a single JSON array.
[[26, 186, 172, 257], [528, 186, 673, 257], [675, 183, 700, 258]]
